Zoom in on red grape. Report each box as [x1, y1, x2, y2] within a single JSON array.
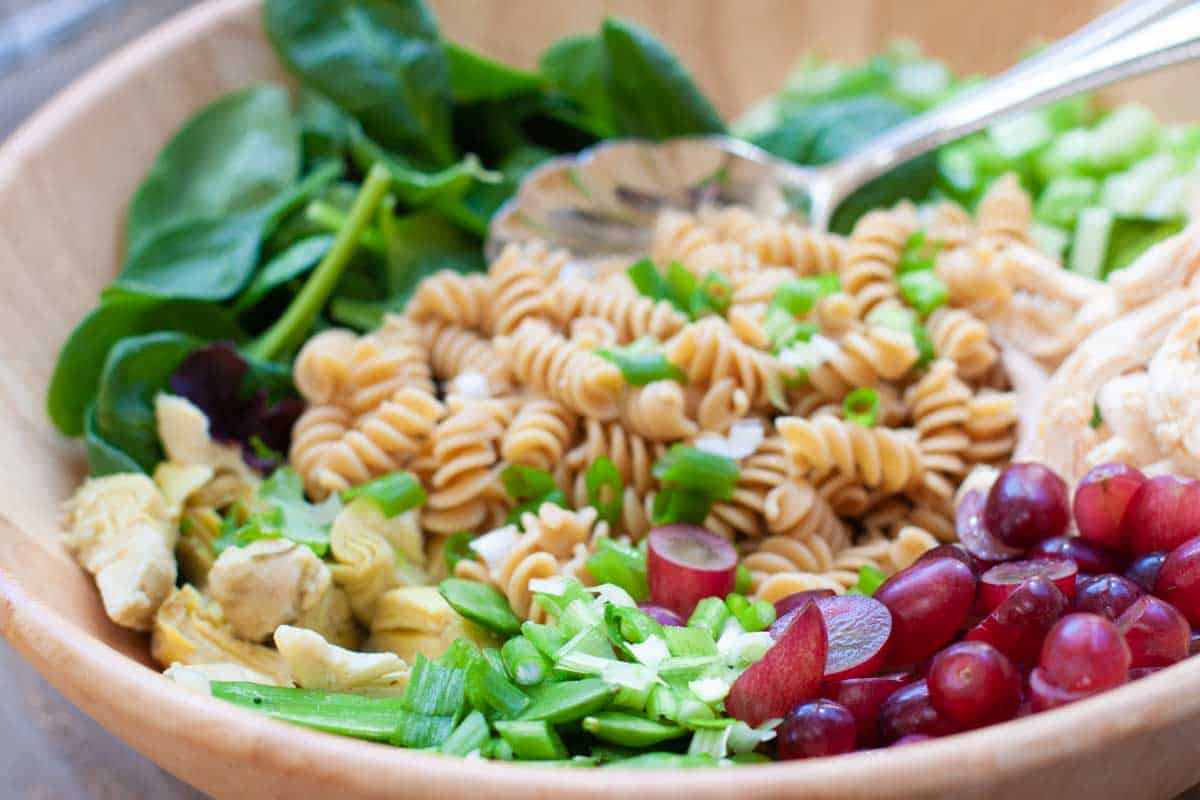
[[927, 642, 1021, 728], [637, 603, 684, 627], [875, 558, 977, 666], [1039, 613, 1130, 693], [774, 590, 836, 619], [1156, 537, 1200, 626], [984, 463, 1070, 549], [1191, 630, 1200, 656], [726, 601, 826, 727], [979, 559, 1078, 612], [1117, 595, 1190, 667], [916, 544, 981, 575], [1072, 574, 1143, 621], [878, 679, 958, 744], [1030, 535, 1123, 575], [1125, 551, 1167, 594], [821, 674, 911, 747], [646, 525, 737, 617], [1073, 463, 1146, 551], [1028, 667, 1100, 712], [966, 575, 1069, 666], [1123, 477, 1200, 556], [958, 488, 1024, 562], [1129, 667, 1163, 681], [776, 700, 857, 759], [816, 595, 894, 681], [891, 733, 934, 747]]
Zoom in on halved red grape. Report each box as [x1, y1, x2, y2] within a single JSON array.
[[637, 603, 685, 627], [1117, 595, 1190, 668], [878, 679, 958, 744], [1030, 535, 1123, 575], [726, 601, 827, 727], [966, 575, 1068, 666], [1073, 463, 1146, 551], [927, 641, 1021, 728], [821, 674, 911, 747], [1124, 477, 1200, 556], [1156, 537, 1200, 626], [816, 595, 894, 681], [1073, 574, 1143, 621], [1125, 551, 1167, 594], [984, 463, 1070, 549], [979, 559, 1078, 613], [1129, 667, 1164, 681], [875, 558, 977, 666], [776, 699, 857, 759], [646, 525, 737, 617], [774, 589, 836, 619], [1028, 667, 1100, 712], [916, 544, 981, 575], [1039, 613, 1130, 693], [957, 488, 1024, 563]]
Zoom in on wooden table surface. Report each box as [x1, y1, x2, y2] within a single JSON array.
[[4, 2, 1200, 798]]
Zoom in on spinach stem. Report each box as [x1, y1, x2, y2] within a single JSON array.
[[305, 201, 386, 255], [250, 163, 392, 361]]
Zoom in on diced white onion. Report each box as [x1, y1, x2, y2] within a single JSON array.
[[627, 636, 671, 671], [688, 676, 731, 704], [528, 576, 568, 596], [468, 524, 520, 569]]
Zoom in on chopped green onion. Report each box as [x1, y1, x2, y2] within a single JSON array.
[[665, 262, 698, 313], [898, 270, 948, 316], [441, 710, 491, 756], [583, 712, 687, 748], [734, 562, 752, 595], [663, 625, 718, 658], [519, 679, 615, 724], [693, 271, 733, 317], [847, 564, 888, 596], [913, 324, 935, 367], [843, 387, 881, 427], [602, 752, 721, 769], [604, 604, 662, 652], [771, 275, 840, 316], [501, 636, 551, 687], [586, 457, 625, 528], [500, 464, 559, 502], [764, 305, 818, 352], [897, 231, 940, 274], [467, 650, 530, 719], [443, 530, 476, 574], [596, 343, 685, 386], [627, 258, 664, 299], [1091, 401, 1104, 430], [210, 682, 407, 742], [494, 719, 568, 760], [340, 471, 425, 517], [438, 578, 522, 636], [653, 445, 739, 500], [688, 725, 733, 759], [646, 684, 680, 721], [727, 595, 776, 633], [658, 655, 720, 682], [687, 596, 731, 639], [650, 487, 712, 526], [585, 537, 648, 601]]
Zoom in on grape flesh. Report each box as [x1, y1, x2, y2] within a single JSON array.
[[984, 463, 1070, 549], [979, 559, 1078, 612]]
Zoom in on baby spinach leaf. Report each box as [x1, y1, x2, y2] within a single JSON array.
[[447, 42, 543, 103], [348, 126, 499, 210], [296, 89, 355, 168], [540, 34, 615, 137], [234, 235, 335, 312], [600, 18, 725, 140], [93, 332, 203, 472], [125, 84, 300, 253], [264, 0, 455, 166], [47, 295, 239, 436], [83, 404, 142, 476], [380, 209, 485, 302]]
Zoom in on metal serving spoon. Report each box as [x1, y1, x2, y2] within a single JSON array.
[[489, 0, 1200, 258]]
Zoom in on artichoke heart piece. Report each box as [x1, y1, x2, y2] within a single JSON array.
[[64, 473, 178, 631], [329, 500, 427, 625], [152, 585, 290, 684], [164, 661, 282, 694], [274, 625, 409, 697], [366, 586, 497, 664]]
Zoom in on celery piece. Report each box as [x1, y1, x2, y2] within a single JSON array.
[[1035, 176, 1098, 228], [1087, 105, 1161, 172], [1030, 222, 1070, 260], [687, 596, 731, 639], [494, 720, 569, 760], [988, 111, 1054, 161], [1069, 206, 1114, 280], [520, 679, 615, 724], [1035, 128, 1094, 181]]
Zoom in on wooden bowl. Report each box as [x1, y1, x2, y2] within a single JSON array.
[[1, 1, 1198, 797]]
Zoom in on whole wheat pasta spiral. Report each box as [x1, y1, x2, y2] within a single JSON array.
[[813, 292, 860, 338], [687, 378, 752, 433], [667, 317, 780, 408], [964, 390, 1019, 465], [731, 267, 798, 305], [422, 398, 511, 535], [976, 173, 1032, 250], [496, 319, 625, 420], [698, 206, 847, 274], [936, 245, 1013, 316], [406, 271, 492, 332], [618, 380, 698, 442], [704, 435, 791, 540], [727, 304, 770, 350], [344, 317, 434, 415], [778, 415, 925, 494], [926, 306, 999, 381], [294, 329, 359, 405], [839, 206, 917, 318], [421, 321, 512, 394], [488, 242, 565, 335], [552, 278, 687, 343], [652, 209, 760, 274], [905, 359, 972, 501], [568, 317, 620, 350], [805, 325, 920, 400], [501, 397, 578, 473]]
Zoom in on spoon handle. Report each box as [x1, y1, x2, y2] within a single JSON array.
[[823, 1, 1200, 214]]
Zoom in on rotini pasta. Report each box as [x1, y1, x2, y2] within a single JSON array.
[[406, 271, 493, 333], [501, 397, 579, 474], [553, 277, 687, 343], [905, 359, 972, 501], [422, 397, 512, 535], [839, 205, 917, 318], [667, 317, 780, 408], [976, 173, 1032, 250], [926, 306, 999, 381], [618, 380, 698, 442], [777, 415, 925, 494], [496, 319, 625, 420], [804, 325, 920, 400], [489, 242, 567, 335]]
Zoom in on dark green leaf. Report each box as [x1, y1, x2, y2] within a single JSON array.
[[381, 210, 486, 306], [118, 212, 265, 302], [540, 34, 614, 137], [83, 404, 143, 476], [447, 42, 543, 102], [348, 127, 499, 210], [234, 235, 334, 312], [601, 18, 725, 140], [46, 295, 239, 436], [125, 84, 300, 253], [264, 0, 455, 165], [93, 332, 203, 472], [253, 467, 340, 555]]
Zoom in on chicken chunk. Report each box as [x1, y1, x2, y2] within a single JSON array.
[[64, 474, 177, 631]]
